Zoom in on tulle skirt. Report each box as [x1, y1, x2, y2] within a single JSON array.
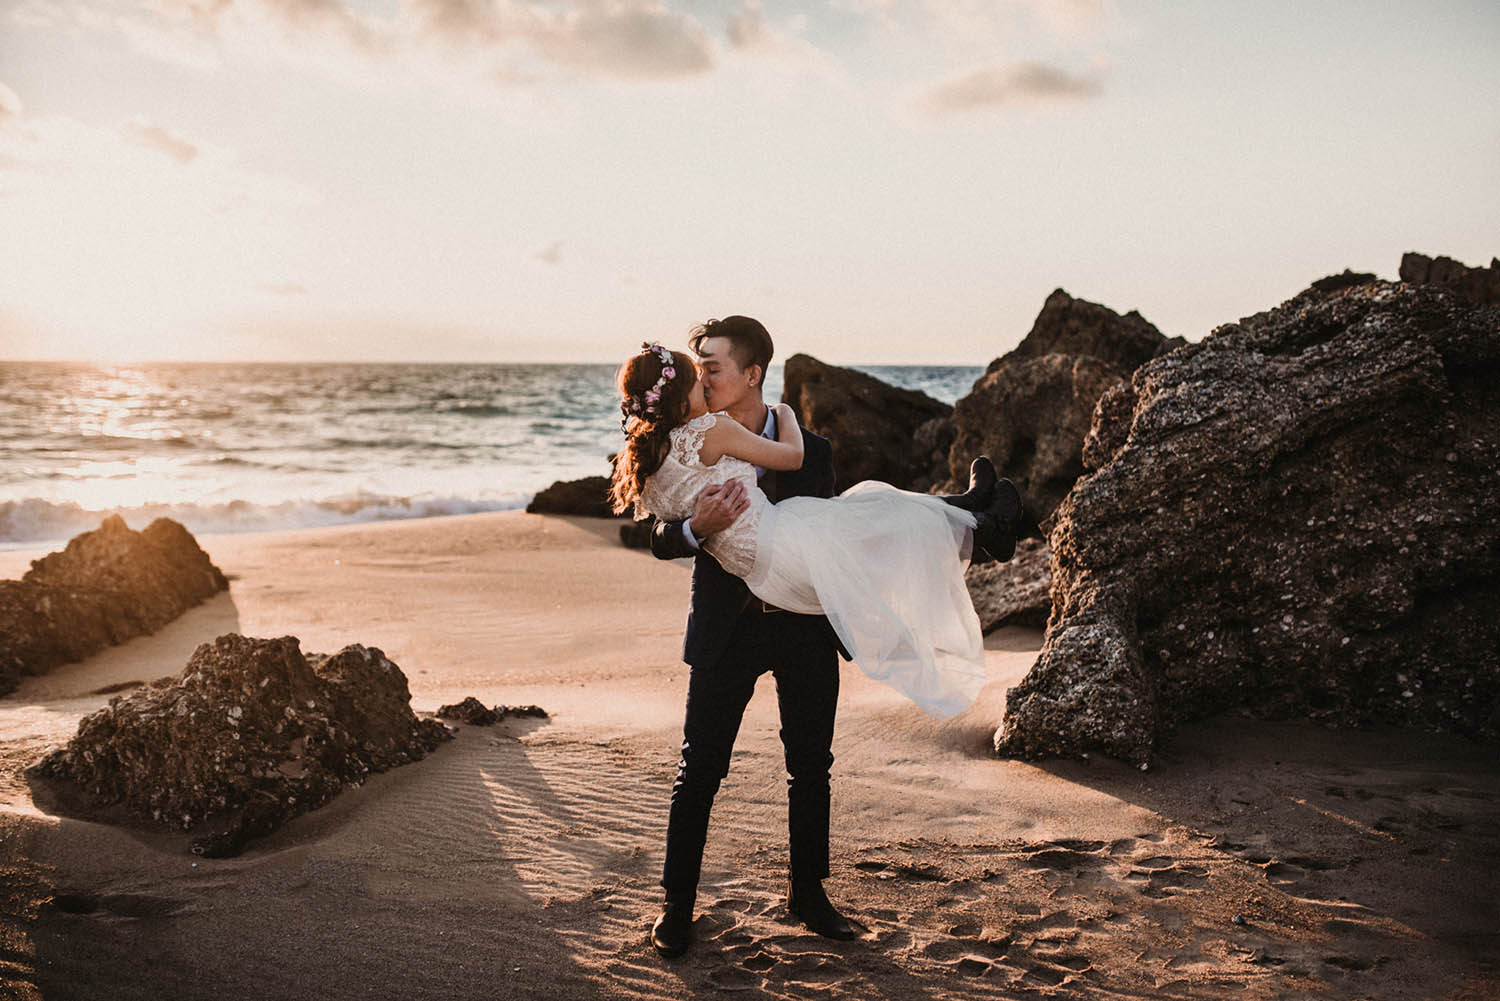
[[745, 481, 987, 719]]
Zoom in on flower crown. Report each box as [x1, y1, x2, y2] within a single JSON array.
[[620, 342, 678, 430]]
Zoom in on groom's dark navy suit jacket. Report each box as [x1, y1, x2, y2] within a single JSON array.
[[648, 425, 846, 666], [648, 423, 847, 892]]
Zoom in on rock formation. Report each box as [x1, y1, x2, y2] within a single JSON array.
[[944, 290, 1183, 527], [998, 287, 1181, 373], [437, 696, 502, 725], [995, 278, 1500, 765], [26, 633, 453, 856], [781, 354, 954, 492], [0, 516, 228, 696], [527, 475, 615, 518], [965, 539, 1052, 632], [436, 696, 549, 724], [1309, 269, 1377, 294], [1400, 251, 1500, 305]]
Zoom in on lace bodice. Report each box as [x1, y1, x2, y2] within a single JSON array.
[[639, 413, 766, 577]]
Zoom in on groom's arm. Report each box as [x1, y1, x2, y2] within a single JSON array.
[[648, 481, 749, 561]]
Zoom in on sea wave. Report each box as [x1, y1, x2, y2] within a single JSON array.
[[0, 492, 531, 548]]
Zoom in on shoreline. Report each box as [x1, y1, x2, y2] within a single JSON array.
[[2, 509, 1497, 1000]]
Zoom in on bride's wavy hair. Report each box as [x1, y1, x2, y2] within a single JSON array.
[[609, 345, 698, 516]]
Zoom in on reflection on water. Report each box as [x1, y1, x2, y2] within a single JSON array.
[[1, 360, 983, 545]]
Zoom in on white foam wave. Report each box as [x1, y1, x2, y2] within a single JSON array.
[[0, 492, 532, 548]]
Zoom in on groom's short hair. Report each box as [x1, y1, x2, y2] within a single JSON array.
[[690, 315, 774, 374]]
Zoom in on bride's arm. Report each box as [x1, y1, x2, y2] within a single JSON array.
[[700, 407, 804, 471]]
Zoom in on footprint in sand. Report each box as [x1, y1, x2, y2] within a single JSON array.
[[1137, 865, 1209, 898], [873, 927, 912, 950], [711, 896, 753, 913], [772, 953, 853, 986], [707, 966, 759, 991], [47, 891, 185, 918]]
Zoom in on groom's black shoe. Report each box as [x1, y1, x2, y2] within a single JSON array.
[[973, 478, 1023, 563], [940, 456, 998, 513], [787, 880, 858, 940], [650, 892, 695, 959]]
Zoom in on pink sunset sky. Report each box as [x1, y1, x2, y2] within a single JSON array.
[[1, 0, 1496, 363]]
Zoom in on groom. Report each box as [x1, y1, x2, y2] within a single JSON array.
[[647, 315, 856, 958]]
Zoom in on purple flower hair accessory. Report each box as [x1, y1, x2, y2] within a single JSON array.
[[620, 342, 679, 432]]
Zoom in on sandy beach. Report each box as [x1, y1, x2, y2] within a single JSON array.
[[2, 510, 1497, 1000]]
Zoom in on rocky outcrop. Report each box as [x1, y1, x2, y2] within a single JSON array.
[[999, 287, 1182, 373], [436, 696, 549, 725], [26, 633, 453, 856], [994, 279, 1500, 765], [1400, 251, 1500, 305], [437, 696, 502, 725], [1310, 269, 1377, 294], [965, 539, 1052, 631], [782, 354, 954, 492], [0, 516, 228, 696], [527, 476, 615, 518], [944, 290, 1181, 525]]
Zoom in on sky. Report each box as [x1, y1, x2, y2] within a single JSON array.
[[0, 0, 1496, 364]]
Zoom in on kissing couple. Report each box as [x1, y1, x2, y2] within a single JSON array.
[[609, 316, 1023, 958]]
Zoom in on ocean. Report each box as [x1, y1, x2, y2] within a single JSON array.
[[0, 361, 984, 548]]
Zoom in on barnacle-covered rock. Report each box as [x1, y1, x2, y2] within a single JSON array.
[[27, 633, 453, 856], [995, 277, 1500, 764]]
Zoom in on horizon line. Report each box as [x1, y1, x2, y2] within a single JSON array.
[[0, 356, 999, 368]]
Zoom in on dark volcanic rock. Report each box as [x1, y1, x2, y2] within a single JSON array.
[[26, 633, 453, 856], [433, 696, 549, 724], [948, 353, 1135, 524], [994, 280, 1500, 765], [0, 516, 229, 696], [437, 696, 501, 725], [620, 516, 656, 549], [999, 287, 1183, 373], [945, 290, 1180, 523], [1310, 269, 1378, 294], [965, 538, 1052, 632], [782, 354, 953, 492], [527, 476, 615, 518], [1400, 251, 1500, 305], [438, 702, 501, 723]]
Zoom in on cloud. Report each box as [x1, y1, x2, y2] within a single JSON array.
[[531, 2, 713, 79], [148, 0, 382, 53], [722, 0, 840, 79], [121, 117, 200, 163], [725, 0, 765, 48], [920, 60, 1102, 115], [404, 0, 714, 81], [0, 82, 23, 125]]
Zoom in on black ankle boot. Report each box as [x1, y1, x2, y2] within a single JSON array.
[[973, 478, 1023, 563], [650, 891, 695, 958], [941, 456, 998, 513], [787, 880, 857, 940]]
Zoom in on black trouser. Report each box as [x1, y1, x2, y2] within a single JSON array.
[[661, 607, 840, 897]]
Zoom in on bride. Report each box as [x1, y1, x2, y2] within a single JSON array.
[[610, 341, 1022, 719]]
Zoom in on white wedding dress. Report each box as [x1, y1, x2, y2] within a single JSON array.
[[640, 413, 988, 718]]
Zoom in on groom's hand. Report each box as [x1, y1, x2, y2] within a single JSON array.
[[691, 481, 748, 537]]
